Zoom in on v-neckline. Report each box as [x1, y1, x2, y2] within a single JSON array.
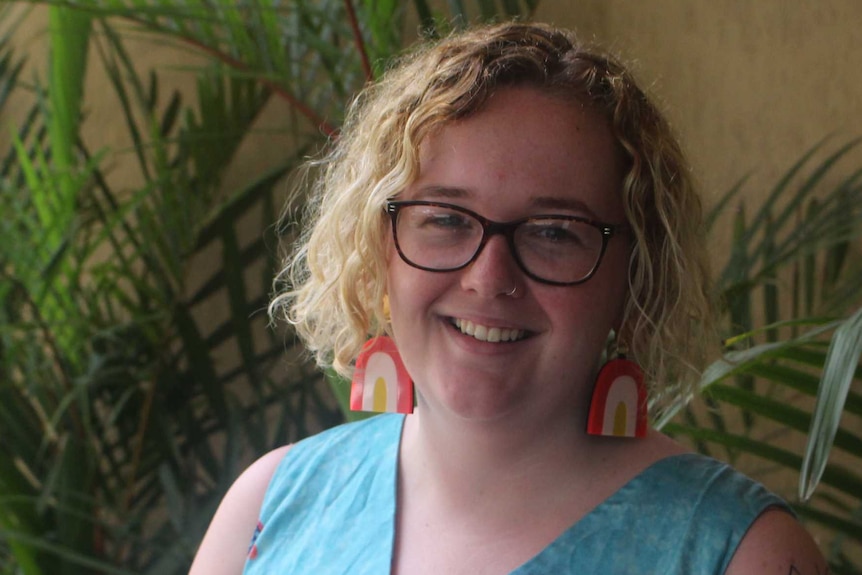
[[385, 414, 695, 575]]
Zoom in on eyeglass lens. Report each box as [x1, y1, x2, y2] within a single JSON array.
[[391, 202, 609, 285]]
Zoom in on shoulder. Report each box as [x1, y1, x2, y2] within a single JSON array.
[[188, 445, 293, 575], [648, 451, 827, 575], [259, 414, 405, 508], [613, 450, 807, 573], [724, 508, 828, 575], [188, 415, 403, 575]]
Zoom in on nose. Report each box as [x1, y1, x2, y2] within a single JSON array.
[[459, 235, 526, 298]]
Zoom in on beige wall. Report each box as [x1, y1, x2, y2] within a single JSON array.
[[537, 1, 862, 204]]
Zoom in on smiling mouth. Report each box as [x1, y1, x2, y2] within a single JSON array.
[[452, 318, 528, 343]]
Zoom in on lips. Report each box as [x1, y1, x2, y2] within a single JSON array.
[[452, 318, 527, 343]]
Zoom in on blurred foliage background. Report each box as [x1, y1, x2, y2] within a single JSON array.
[[0, 1, 859, 573]]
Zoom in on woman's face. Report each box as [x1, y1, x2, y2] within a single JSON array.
[[386, 87, 630, 424]]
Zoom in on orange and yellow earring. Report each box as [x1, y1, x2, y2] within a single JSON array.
[[586, 350, 647, 438], [350, 336, 414, 414]]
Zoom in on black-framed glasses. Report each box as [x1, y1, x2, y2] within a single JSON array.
[[386, 200, 626, 286]]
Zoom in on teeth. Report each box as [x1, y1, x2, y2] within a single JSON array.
[[453, 319, 525, 343]]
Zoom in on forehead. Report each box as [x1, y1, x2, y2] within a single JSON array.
[[408, 87, 625, 221]]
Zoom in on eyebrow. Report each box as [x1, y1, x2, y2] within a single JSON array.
[[413, 186, 599, 219], [530, 196, 597, 218], [413, 185, 469, 200]]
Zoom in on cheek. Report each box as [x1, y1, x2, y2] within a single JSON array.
[[385, 233, 419, 310], [386, 255, 453, 332], [555, 256, 629, 333], [595, 236, 630, 293], [385, 255, 419, 326]]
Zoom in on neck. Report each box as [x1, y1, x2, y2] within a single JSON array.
[[398, 402, 604, 512]]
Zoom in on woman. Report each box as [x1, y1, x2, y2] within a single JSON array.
[[190, 22, 826, 574]]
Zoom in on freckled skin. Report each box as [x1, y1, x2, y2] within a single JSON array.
[[387, 87, 629, 426]]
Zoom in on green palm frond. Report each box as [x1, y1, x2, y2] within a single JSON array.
[[664, 140, 862, 570]]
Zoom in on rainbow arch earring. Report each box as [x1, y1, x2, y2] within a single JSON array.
[[350, 336, 414, 414], [586, 350, 647, 438]]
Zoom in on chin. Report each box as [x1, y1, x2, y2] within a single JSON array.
[[417, 378, 531, 423]]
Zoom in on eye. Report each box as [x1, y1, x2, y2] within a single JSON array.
[[412, 207, 474, 231], [425, 212, 470, 228], [523, 220, 587, 245]]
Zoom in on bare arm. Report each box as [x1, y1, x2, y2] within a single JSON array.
[[188, 445, 292, 575], [725, 508, 828, 575]]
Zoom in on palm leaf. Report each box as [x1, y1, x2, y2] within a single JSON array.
[[668, 140, 862, 570], [801, 307, 862, 500]]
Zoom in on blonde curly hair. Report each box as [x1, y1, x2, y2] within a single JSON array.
[[270, 21, 714, 419]]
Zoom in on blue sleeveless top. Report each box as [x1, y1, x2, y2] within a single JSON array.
[[243, 414, 788, 574]]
